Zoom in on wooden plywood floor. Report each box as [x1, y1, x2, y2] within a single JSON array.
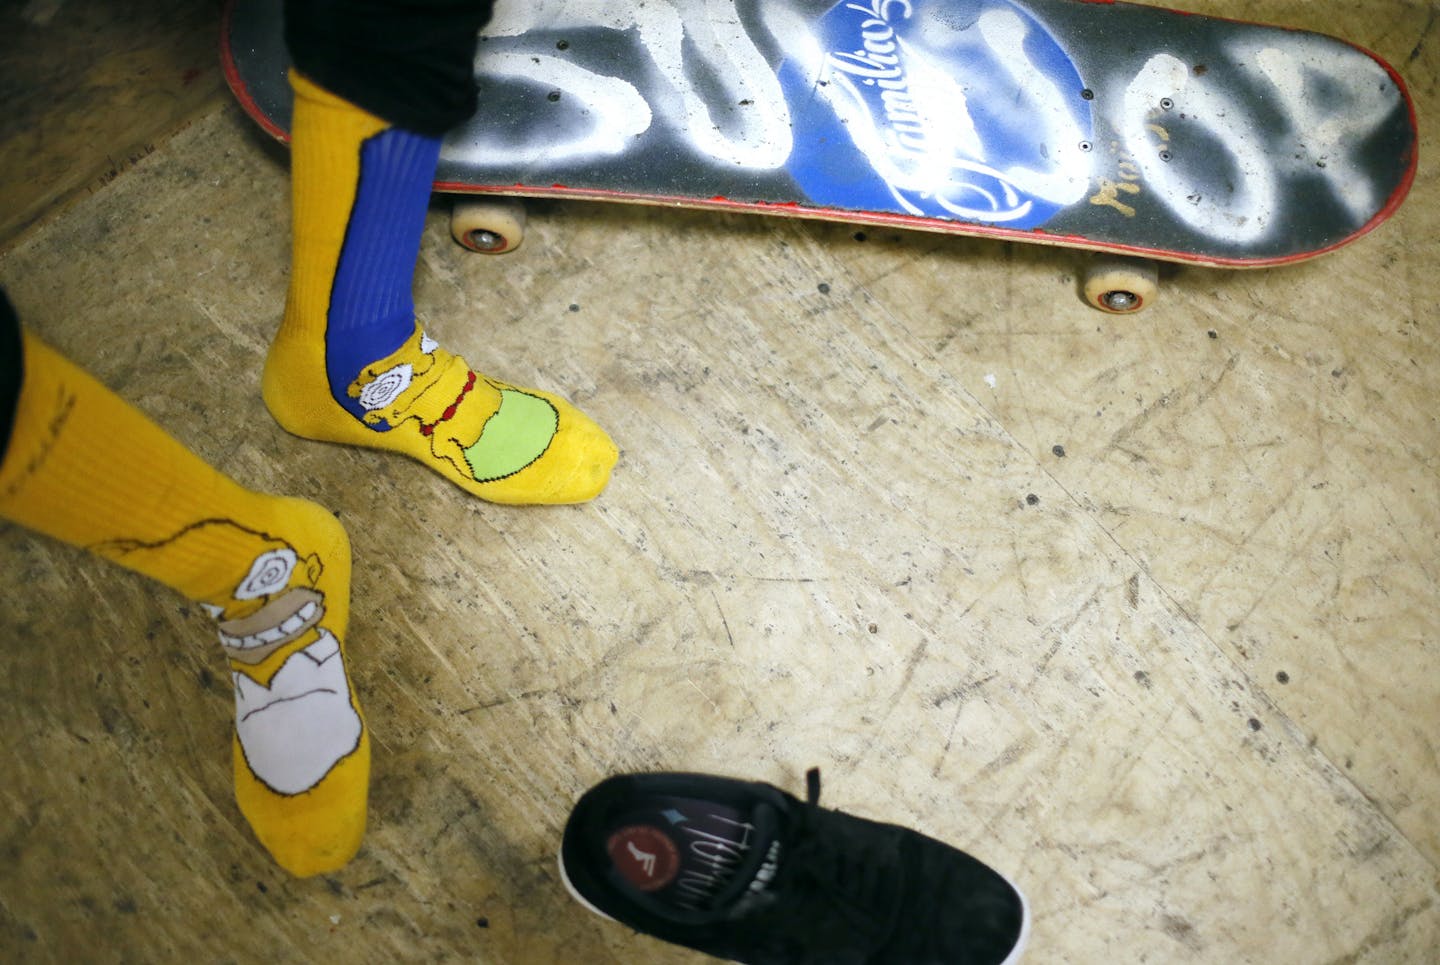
[[0, 0, 226, 247], [1, 1, 1436, 961]]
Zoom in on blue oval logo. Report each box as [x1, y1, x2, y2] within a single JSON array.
[[780, 0, 1093, 230]]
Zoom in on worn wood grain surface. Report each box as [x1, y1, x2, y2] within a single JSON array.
[[0, 0, 1436, 961]]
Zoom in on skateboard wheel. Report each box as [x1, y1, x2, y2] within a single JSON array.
[[451, 198, 527, 254], [1082, 257, 1160, 314]]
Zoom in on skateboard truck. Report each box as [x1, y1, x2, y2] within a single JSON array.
[[451, 195, 1166, 315]]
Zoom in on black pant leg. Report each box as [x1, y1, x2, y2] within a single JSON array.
[[284, 0, 497, 136], [0, 290, 23, 470]]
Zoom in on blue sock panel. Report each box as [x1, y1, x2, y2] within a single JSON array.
[[324, 127, 443, 427]]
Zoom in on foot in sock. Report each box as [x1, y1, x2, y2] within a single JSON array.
[[0, 329, 368, 876], [95, 498, 367, 876], [263, 72, 617, 505], [268, 319, 618, 505]]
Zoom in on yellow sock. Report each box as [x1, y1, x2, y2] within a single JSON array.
[[263, 72, 618, 505], [0, 331, 368, 876]]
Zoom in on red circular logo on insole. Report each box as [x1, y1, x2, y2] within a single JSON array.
[[606, 825, 681, 892]]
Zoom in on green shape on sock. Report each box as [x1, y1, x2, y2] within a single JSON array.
[[465, 389, 560, 482]]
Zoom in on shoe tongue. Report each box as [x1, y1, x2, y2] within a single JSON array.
[[604, 794, 783, 917]]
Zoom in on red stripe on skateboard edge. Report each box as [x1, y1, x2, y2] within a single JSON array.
[[432, 179, 1414, 270], [219, 0, 292, 145]]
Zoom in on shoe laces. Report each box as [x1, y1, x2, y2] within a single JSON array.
[[750, 769, 906, 962]]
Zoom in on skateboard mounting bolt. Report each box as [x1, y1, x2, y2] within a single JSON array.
[[1160, 97, 1175, 111], [1079, 141, 1093, 153], [1103, 290, 1139, 312], [1081, 88, 1095, 101], [467, 230, 506, 251], [1159, 150, 1173, 162]]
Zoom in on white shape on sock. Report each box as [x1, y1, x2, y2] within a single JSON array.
[[356, 363, 415, 412], [232, 631, 362, 794], [234, 548, 298, 600]]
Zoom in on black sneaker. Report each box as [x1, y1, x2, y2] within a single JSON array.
[[559, 768, 1029, 964]]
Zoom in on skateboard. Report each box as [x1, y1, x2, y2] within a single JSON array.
[[222, 0, 1417, 313]]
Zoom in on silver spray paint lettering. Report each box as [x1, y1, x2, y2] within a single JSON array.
[[1116, 34, 1399, 243], [463, 0, 791, 169]]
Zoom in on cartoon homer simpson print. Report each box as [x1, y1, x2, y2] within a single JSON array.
[[98, 519, 363, 796]]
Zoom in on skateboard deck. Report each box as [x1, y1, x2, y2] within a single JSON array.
[[223, 0, 1416, 274]]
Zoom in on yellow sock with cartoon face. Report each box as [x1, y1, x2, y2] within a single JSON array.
[[0, 331, 368, 877], [262, 72, 618, 505]]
